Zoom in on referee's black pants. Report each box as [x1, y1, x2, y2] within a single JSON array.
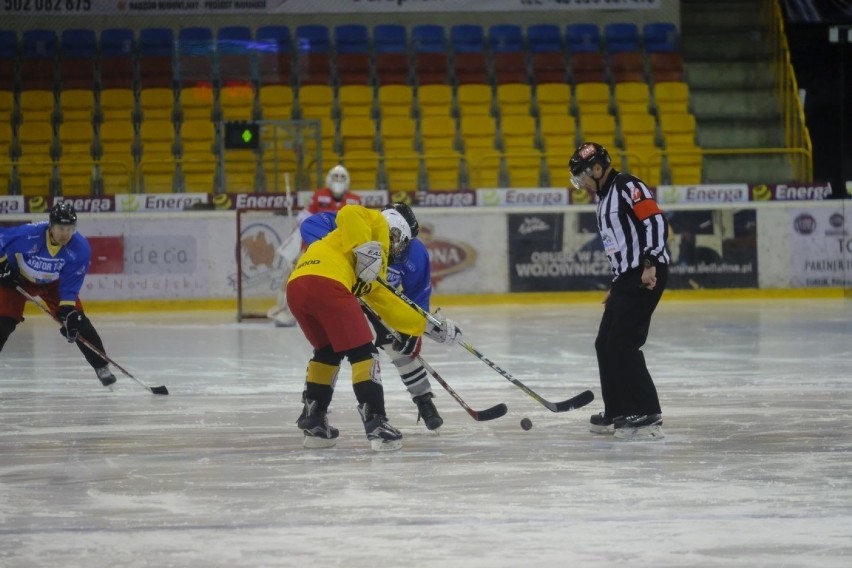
[[595, 264, 668, 418]]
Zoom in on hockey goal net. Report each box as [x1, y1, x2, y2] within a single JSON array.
[[235, 207, 299, 321]]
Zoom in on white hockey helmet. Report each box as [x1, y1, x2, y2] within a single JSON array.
[[325, 164, 350, 198], [381, 208, 413, 261]]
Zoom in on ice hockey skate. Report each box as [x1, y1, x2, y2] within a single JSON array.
[[358, 403, 402, 451], [95, 366, 117, 389], [299, 399, 339, 449], [613, 414, 664, 440], [413, 392, 443, 431], [589, 411, 614, 434]]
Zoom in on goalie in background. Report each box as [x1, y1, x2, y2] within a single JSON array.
[[0, 202, 118, 389], [268, 164, 361, 327], [298, 203, 462, 432]]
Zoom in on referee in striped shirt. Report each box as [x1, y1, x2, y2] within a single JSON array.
[[569, 142, 670, 440]]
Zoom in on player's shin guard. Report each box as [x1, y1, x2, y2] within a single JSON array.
[[74, 316, 109, 369], [351, 349, 402, 451], [299, 360, 341, 449]]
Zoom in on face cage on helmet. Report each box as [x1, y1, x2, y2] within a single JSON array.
[[388, 228, 410, 261], [571, 167, 593, 190]]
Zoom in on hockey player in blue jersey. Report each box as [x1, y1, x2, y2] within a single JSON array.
[[298, 203, 462, 430], [0, 202, 118, 388]]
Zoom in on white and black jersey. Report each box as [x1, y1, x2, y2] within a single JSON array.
[[596, 169, 670, 280]]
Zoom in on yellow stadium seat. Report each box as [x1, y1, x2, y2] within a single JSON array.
[[659, 112, 697, 147], [578, 112, 617, 150], [57, 121, 95, 194], [654, 81, 690, 115], [456, 83, 493, 117], [619, 112, 657, 148], [140, 119, 176, 155], [465, 148, 502, 188], [219, 84, 256, 121], [298, 85, 334, 120], [17, 121, 56, 196], [574, 82, 611, 116], [178, 86, 216, 122], [459, 115, 497, 153], [180, 119, 215, 155], [540, 114, 578, 154], [58, 89, 95, 124], [99, 88, 135, 123], [339, 116, 376, 153], [180, 157, 217, 193], [258, 85, 294, 120], [383, 154, 421, 192], [419, 115, 457, 154], [417, 84, 453, 118], [422, 153, 463, 191], [495, 83, 532, 117], [337, 85, 375, 119], [614, 82, 651, 115], [19, 90, 55, 124], [0, 121, 13, 161], [504, 153, 543, 188], [667, 143, 703, 184], [138, 152, 177, 193], [500, 114, 537, 152], [341, 150, 380, 189], [223, 151, 258, 192], [98, 120, 136, 194], [535, 83, 571, 117], [0, 90, 14, 124], [378, 85, 414, 119], [380, 117, 416, 153], [624, 145, 663, 187], [139, 88, 175, 122]]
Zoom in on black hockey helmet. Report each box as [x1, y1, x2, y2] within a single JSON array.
[[49, 202, 78, 226], [383, 202, 419, 239], [569, 142, 612, 176]]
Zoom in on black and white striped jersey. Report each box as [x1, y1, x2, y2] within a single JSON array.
[[596, 169, 671, 280]]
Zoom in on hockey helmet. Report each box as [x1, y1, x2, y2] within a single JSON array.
[[49, 202, 78, 226], [383, 202, 419, 239], [381, 208, 413, 261], [569, 142, 612, 185], [325, 165, 350, 198]]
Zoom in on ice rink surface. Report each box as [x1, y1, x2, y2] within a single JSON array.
[[1, 297, 851, 567]]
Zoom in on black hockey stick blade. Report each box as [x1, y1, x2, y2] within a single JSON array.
[[149, 385, 170, 396], [550, 389, 595, 412], [474, 402, 509, 421]]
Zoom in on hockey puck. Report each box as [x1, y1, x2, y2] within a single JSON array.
[[520, 417, 533, 430]]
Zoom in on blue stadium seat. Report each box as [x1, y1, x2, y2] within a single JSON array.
[[21, 30, 57, 90], [256, 26, 292, 86], [100, 28, 134, 58], [139, 28, 174, 57], [450, 25, 484, 54], [604, 23, 640, 53], [412, 25, 445, 53], [373, 24, 407, 54], [334, 25, 369, 54], [22, 29, 57, 58], [489, 25, 523, 53], [217, 27, 253, 84], [643, 22, 678, 53], [256, 25, 292, 52], [566, 24, 600, 54], [296, 25, 331, 53], [527, 24, 562, 53], [177, 28, 214, 87], [178, 27, 214, 56], [0, 30, 16, 91], [61, 29, 96, 59], [218, 26, 251, 54]]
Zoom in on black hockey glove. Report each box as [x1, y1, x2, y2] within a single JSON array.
[[392, 333, 419, 356], [58, 305, 82, 343], [0, 258, 18, 288]]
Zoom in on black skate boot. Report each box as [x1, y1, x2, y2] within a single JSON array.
[[299, 399, 339, 449], [589, 411, 614, 435], [358, 403, 403, 452], [614, 413, 664, 440], [95, 366, 117, 389], [413, 392, 443, 431]]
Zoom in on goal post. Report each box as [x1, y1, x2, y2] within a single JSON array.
[[235, 207, 299, 321]]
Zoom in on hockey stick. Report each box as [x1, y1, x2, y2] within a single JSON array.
[[16, 286, 169, 395], [360, 300, 507, 421], [267, 171, 300, 321], [377, 278, 594, 413]]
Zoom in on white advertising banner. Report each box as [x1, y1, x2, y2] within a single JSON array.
[[788, 206, 851, 287], [656, 184, 751, 205], [475, 188, 570, 207], [0, 0, 660, 16]]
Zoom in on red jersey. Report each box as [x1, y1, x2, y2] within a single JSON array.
[[306, 187, 362, 214]]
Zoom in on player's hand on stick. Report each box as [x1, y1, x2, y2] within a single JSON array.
[[0, 259, 18, 288], [392, 333, 421, 356], [425, 313, 463, 345], [354, 241, 382, 283], [57, 306, 82, 343]]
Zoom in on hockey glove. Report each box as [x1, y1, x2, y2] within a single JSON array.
[[392, 333, 421, 357], [0, 258, 18, 288], [354, 241, 383, 284], [425, 314, 462, 345], [58, 305, 82, 343]]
